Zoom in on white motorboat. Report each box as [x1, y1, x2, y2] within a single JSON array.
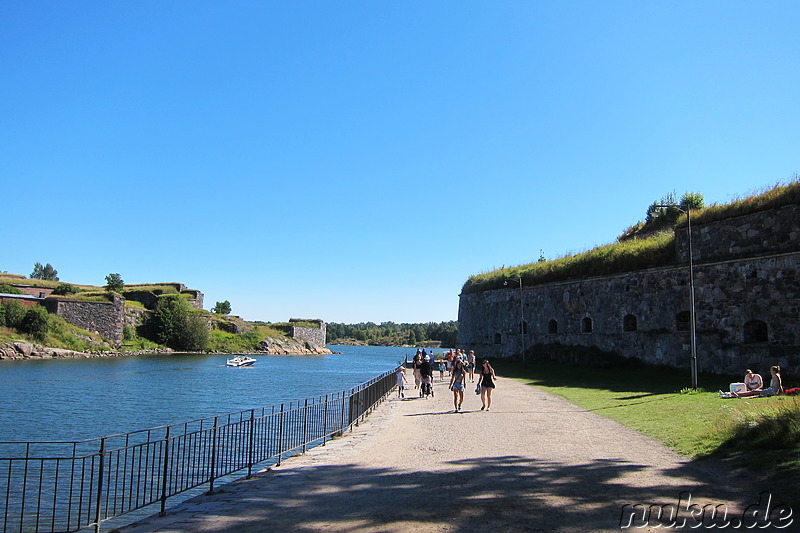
[[226, 355, 257, 367]]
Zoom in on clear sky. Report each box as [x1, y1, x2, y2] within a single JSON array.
[[2, 1, 798, 324]]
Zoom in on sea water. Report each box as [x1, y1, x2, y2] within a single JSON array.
[[0, 345, 415, 443]]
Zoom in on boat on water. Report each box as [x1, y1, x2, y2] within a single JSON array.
[[226, 355, 257, 367]]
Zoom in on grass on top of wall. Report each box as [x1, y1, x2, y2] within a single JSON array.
[[686, 176, 800, 228], [463, 177, 800, 296], [461, 230, 674, 295], [0, 276, 61, 289], [124, 284, 183, 294]]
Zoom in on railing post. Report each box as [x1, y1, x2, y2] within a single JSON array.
[[247, 409, 255, 478], [322, 394, 329, 446], [302, 399, 309, 454], [208, 417, 219, 494], [159, 426, 171, 516], [277, 404, 285, 467], [340, 390, 347, 433], [94, 437, 106, 533]]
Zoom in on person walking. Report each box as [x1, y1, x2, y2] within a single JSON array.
[[419, 355, 434, 397], [412, 354, 422, 389], [449, 358, 467, 412], [478, 359, 497, 410], [467, 350, 476, 382], [395, 365, 408, 398]]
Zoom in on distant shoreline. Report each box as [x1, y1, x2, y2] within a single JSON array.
[[0, 342, 330, 361]]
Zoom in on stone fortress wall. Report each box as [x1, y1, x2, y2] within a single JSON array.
[[291, 323, 327, 349], [43, 294, 126, 344], [458, 204, 800, 376]]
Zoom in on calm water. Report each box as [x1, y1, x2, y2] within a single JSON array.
[[0, 345, 414, 443]]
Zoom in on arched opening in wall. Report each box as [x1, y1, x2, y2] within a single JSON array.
[[494, 333, 502, 344], [548, 319, 558, 334], [743, 320, 768, 343], [676, 311, 690, 331], [581, 317, 593, 333], [623, 314, 637, 332], [518, 320, 528, 334]]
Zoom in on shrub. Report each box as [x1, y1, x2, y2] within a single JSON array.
[[52, 283, 81, 296], [20, 306, 49, 341], [122, 325, 137, 341], [2, 300, 27, 329], [148, 294, 209, 351], [0, 285, 23, 295]]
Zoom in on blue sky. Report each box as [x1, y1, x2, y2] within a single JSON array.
[[2, 1, 798, 324]]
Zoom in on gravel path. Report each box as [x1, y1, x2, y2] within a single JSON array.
[[117, 376, 785, 532]]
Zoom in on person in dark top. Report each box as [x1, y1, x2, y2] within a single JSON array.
[[412, 354, 422, 389], [479, 359, 497, 411], [419, 355, 434, 397]]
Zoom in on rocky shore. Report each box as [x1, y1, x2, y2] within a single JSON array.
[[1, 337, 332, 361]]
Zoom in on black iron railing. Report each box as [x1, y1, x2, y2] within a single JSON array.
[[1, 369, 396, 533]]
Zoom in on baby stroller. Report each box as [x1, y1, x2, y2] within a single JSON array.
[[420, 374, 434, 398]]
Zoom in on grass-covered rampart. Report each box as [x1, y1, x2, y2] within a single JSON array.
[[463, 178, 800, 296], [462, 230, 675, 295]]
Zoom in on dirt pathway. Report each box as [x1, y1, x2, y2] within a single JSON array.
[[118, 376, 788, 532]]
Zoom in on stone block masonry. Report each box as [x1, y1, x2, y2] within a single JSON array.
[[458, 205, 800, 377], [291, 322, 327, 350], [43, 294, 126, 345]]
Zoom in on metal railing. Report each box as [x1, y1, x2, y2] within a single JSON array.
[[1, 369, 396, 533]]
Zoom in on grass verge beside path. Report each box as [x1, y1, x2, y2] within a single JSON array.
[[493, 360, 800, 483]]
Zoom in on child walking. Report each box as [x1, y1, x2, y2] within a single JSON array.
[[396, 365, 408, 398]]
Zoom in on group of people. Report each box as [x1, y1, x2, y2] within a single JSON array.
[[395, 348, 497, 412], [719, 366, 784, 398]]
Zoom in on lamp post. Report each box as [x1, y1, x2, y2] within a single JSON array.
[[504, 277, 525, 364], [654, 204, 698, 389]]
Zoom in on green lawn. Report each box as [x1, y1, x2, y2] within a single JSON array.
[[493, 359, 800, 472]]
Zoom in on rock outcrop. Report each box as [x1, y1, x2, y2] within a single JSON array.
[[0, 342, 105, 360], [257, 337, 332, 355]]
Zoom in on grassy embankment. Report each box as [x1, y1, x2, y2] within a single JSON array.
[[494, 359, 800, 494], [0, 277, 297, 353], [462, 178, 800, 295]]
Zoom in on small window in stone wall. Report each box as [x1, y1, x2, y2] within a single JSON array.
[[744, 320, 768, 343], [676, 311, 690, 331], [623, 314, 637, 332], [494, 332, 502, 344], [581, 317, 593, 333], [548, 319, 558, 334], [518, 320, 528, 334]]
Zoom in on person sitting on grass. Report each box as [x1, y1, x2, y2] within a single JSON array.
[[733, 366, 783, 397], [743, 369, 763, 392], [721, 369, 765, 398]]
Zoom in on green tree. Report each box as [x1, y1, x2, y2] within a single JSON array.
[[20, 306, 49, 341], [212, 300, 232, 315], [680, 192, 705, 211], [104, 273, 124, 293], [148, 294, 209, 351], [31, 262, 59, 281]]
